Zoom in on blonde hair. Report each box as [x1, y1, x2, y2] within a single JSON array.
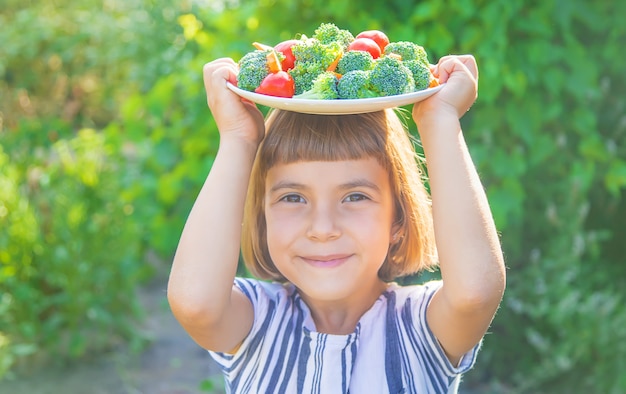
[[241, 108, 437, 282]]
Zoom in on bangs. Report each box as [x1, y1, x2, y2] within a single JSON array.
[[260, 110, 392, 168]]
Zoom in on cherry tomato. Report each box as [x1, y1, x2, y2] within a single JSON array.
[[347, 37, 382, 59], [255, 71, 295, 98], [274, 39, 299, 71], [355, 30, 390, 53]]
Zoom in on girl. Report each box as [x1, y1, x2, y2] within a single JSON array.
[[168, 54, 506, 393]]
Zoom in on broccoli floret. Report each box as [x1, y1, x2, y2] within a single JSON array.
[[237, 49, 271, 91], [291, 37, 343, 70], [384, 41, 429, 65], [336, 51, 375, 75], [289, 37, 343, 94], [404, 59, 431, 91], [369, 56, 415, 96], [289, 62, 325, 95], [312, 22, 354, 49], [293, 71, 339, 100], [337, 70, 378, 99]]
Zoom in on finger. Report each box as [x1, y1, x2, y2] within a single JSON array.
[[431, 55, 455, 81], [455, 55, 478, 81], [204, 60, 239, 109], [203, 58, 238, 92], [435, 56, 473, 84], [432, 55, 477, 82], [434, 57, 459, 84], [202, 57, 237, 77]]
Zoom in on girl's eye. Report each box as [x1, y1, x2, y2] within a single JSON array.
[[344, 193, 369, 202], [279, 194, 305, 203]]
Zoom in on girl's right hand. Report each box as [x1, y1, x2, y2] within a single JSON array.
[[203, 58, 266, 146]]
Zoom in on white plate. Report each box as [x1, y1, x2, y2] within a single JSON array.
[[226, 82, 443, 115]]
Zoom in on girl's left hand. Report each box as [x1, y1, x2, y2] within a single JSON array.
[[413, 55, 479, 121]]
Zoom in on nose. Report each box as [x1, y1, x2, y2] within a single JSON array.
[[306, 203, 341, 241]]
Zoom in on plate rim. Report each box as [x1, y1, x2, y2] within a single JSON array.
[[226, 82, 443, 115]]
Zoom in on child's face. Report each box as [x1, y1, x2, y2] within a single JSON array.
[[264, 157, 395, 302]]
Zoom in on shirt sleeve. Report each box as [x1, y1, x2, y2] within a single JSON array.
[[418, 280, 482, 376], [207, 278, 275, 376]]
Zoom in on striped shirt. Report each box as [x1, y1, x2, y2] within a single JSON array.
[[209, 278, 480, 394]]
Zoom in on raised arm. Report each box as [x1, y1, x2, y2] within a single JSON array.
[[413, 55, 506, 365], [167, 58, 265, 353]]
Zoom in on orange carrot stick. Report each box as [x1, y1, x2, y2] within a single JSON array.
[[326, 53, 342, 72], [252, 42, 273, 51], [266, 50, 283, 73]]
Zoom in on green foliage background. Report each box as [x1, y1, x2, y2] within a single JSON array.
[[1, 0, 625, 392]]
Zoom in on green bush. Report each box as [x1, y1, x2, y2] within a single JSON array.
[[0, 0, 187, 130], [0, 0, 189, 377], [112, 70, 221, 257], [0, 128, 147, 375]]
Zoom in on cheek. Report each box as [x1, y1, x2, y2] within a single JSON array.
[[265, 201, 308, 231], [354, 205, 394, 233], [265, 218, 300, 275], [264, 216, 282, 264], [364, 226, 393, 256], [264, 209, 300, 252]]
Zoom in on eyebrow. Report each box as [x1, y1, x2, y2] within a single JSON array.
[[269, 178, 381, 193], [269, 181, 306, 193], [339, 178, 381, 192]]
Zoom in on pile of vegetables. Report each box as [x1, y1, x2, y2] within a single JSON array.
[[236, 23, 439, 99]]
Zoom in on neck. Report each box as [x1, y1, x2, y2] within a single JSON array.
[[299, 279, 388, 335]]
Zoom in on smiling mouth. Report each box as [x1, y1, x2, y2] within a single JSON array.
[[300, 254, 352, 268]]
